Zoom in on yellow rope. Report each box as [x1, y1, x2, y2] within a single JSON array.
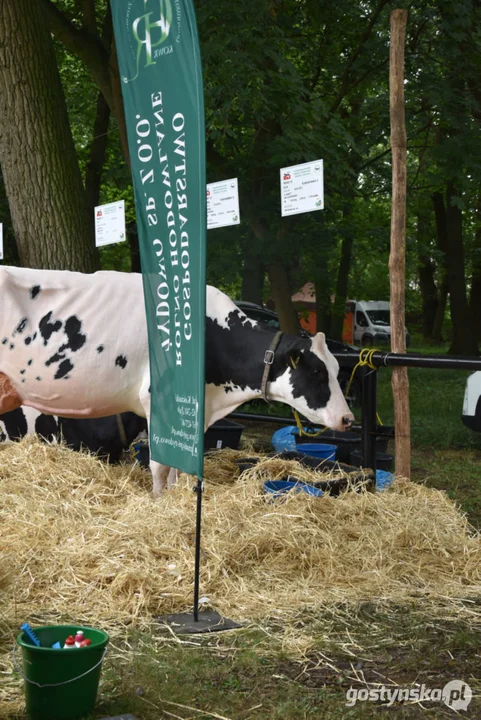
[[293, 409, 327, 437], [345, 348, 383, 426], [293, 348, 383, 436]]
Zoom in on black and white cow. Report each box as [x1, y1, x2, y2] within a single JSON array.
[[0, 406, 147, 463], [0, 267, 353, 494]]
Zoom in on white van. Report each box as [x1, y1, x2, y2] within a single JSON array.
[[347, 300, 409, 347]]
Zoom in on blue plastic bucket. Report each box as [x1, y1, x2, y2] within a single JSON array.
[[264, 480, 324, 499], [296, 443, 337, 461], [133, 442, 149, 469], [376, 469, 394, 491]]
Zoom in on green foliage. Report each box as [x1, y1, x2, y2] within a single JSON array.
[[207, 224, 243, 295], [3, 0, 481, 340]]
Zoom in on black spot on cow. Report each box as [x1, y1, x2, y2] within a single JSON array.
[[9, 343, 14, 350], [205, 310, 332, 411], [2, 337, 7, 345], [35, 414, 58, 442], [224, 386, 233, 393], [54, 359, 73, 380], [1, 408, 27, 440], [115, 355, 127, 369], [288, 348, 331, 411], [20, 369, 25, 375], [0, 430, 6, 442], [30, 285, 41, 300], [205, 311, 287, 392], [97, 345, 104, 353], [36, 376, 41, 381], [27, 359, 33, 366], [25, 332, 38, 346], [21, 379, 25, 383], [39, 312, 62, 346], [45, 352, 66, 367], [58, 315, 86, 353], [14, 317, 28, 335]]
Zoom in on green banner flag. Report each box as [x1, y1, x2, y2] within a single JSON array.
[[112, 0, 206, 476]]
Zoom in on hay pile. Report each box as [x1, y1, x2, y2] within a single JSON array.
[[1, 438, 481, 626], [1, 437, 481, 709]]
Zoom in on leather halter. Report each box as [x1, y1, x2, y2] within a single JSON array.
[[260, 330, 284, 402]]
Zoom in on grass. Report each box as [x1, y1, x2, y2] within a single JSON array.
[[6, 608, 476, 718], [67, 608, 481, 718], [376, 365, 479, 450], [373, 340, 481, 526]]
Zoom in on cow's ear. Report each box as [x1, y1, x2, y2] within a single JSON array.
[[287, 349, 302, 370], [311, 332, 327, 355]]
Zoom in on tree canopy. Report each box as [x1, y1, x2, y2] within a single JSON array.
[[0, 0, 480, 352]]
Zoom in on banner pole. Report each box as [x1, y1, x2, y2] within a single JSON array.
[[112, 0, 239, 634], [193, 476, 204, 622]]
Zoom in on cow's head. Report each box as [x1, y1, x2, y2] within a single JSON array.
[[270, 332, 354, 432]]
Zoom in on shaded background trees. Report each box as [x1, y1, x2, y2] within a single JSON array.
[[0, 0, 480, 352]]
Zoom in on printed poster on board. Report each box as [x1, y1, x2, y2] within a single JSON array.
[[112, 0, 206, 477], [207, 178, 240, 229], [280, 159, 324, 217], [94, 200, 126, 247]]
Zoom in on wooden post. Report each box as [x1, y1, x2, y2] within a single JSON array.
[[389, 9, 410, 479]]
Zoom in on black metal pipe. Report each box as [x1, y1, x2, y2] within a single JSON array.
[[231, 411, 304, 425], [231, 410, 362, 433], [361, 370, 378, 471], [333, 351, 481, 371], [229, 411, 391, 440], [193, 477, 204, 622]]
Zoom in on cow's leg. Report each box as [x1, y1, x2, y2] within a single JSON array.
[[151, 460, 171, 496], [167, 466, 178, 489], [138, 377, 172, 496], [0, 372, 23, 414]]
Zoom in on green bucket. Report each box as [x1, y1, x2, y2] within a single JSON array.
[[16, 625, 109, 720]]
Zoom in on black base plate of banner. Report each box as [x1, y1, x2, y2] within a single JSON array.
[[157, 610, 241, 634]]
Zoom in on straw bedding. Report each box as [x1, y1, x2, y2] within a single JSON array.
[[1, 437, 481, 708]]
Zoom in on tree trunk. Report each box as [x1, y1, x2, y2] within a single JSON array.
[[432, 191, 449, 343], [330, 205, 354, 341], [109, 38, 131, 168], [444, 182, 478, 354], [470, 272, 481, 347], [418, 252, 438, 340], [246, 207, 299, 334], [0, 1, 98, 271], [389, 8, 410, 480], [267, 261, 300, 335], [128, 224, 141, 273], [241, 240, 264, 305], [0, 169, 19, 265], [469, 196, 481, 346], [416, 201, 438, 339], [432, 277, 448, 343], [85, 92, 111, 239], [315, 260, 333, 337]]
